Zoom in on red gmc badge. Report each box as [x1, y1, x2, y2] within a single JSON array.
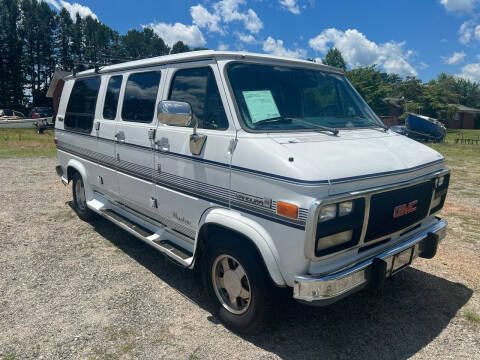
[[393, 200, 418, 218]]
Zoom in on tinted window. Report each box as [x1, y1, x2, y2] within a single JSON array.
[[65, 77, 100, 133], [169, 67, 228, 130], [122, 71, 161, 123], [103, 76, 122, 120]]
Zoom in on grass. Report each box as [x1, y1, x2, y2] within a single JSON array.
[[0, 129, 56, 158], [464, 310, 480, 325]]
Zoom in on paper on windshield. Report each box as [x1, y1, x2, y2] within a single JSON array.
[[242, 90, 280, 123]]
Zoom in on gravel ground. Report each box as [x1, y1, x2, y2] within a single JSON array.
[[0, 157, 479, 360]]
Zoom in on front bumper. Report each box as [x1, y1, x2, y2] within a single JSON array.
[[293, 218, 447, 305]]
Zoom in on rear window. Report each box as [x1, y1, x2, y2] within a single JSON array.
[[65, 77, 100, 133], [122, 71, 161, 123]]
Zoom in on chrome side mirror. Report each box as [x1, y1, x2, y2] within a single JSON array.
[[157, 100, 192, 127]]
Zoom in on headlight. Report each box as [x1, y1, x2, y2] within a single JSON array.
[[338, 201, 354, 216], [316, 230, 353, 251], [319, 204, 337, 222], [315, 198, 366, 257]]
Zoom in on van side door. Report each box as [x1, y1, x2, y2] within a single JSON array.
[[115, 69, 163, 218], [153, 61, 235, 239], [92, 74, 123, 199]]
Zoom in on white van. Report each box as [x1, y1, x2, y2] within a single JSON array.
[[54, 51, 449, 334]]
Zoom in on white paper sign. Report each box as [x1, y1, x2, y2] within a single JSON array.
[[242, 90, 280, 123]]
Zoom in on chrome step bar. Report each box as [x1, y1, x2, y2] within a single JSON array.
[[87, 197, 194, 267]]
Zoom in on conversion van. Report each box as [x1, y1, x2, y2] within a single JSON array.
[[53, 51, 449, 334]]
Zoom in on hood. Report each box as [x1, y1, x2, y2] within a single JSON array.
[[269, 129, 445, 194]]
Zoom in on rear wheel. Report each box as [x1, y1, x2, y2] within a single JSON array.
[[72, 172, 94, 221], [201, 232, 270, 334]]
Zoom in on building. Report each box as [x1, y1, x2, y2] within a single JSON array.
[[446, 104, 480, 129]]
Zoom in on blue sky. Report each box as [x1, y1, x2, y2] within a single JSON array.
[[44, 0, 480, 82]]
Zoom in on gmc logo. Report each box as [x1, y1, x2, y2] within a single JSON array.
[[393, 200, 418, 218]]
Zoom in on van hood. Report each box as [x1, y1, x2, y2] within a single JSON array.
[[269, 130, 444, 192]]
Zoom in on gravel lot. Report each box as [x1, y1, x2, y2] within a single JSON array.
[[1, 157, 479, 360]]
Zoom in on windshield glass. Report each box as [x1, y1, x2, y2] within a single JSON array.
[[227, 63, 384, 131]]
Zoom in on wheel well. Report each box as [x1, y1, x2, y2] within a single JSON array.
[[196, 223, 279, 287], [66, 166, 78, 183]]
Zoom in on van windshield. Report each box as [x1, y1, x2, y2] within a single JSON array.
[[227, 63, 385, 132]]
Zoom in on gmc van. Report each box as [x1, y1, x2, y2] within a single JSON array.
[[53, 51, 449, 334]]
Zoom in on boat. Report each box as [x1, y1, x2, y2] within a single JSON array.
[[404, 113, 446, 142]]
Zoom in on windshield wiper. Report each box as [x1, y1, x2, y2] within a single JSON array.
[[253, 116, 293, 126], [341, 114, 388, 132], [253, 116, 339, 135], [285, 117, 339, 135]]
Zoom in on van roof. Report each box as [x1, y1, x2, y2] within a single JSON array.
[[67, 50, 344, 79]]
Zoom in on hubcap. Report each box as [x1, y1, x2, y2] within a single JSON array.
[[75, 178, 86, 210], [212, 255, 251, 315]]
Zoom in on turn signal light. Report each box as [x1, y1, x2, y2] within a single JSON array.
[[277, 201, 299, 219]]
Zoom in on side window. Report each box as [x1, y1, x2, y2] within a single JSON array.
[[169, 67, 228, 130], [122, 71, 161, 123], [65, 77, 100, 133], [103, 75, 122, 120]]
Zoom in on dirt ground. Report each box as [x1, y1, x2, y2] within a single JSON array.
[[0, 156, 479, 360]]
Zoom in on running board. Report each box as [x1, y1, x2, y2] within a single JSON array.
[[95, 206, 194, 267]]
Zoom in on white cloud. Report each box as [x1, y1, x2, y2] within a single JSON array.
[[218, 42, 229, 51], [236, 32, 256, 43], [458, 20, 480, 44], [443, 51, 466, 64], [190, 5, 222, 33], [440, 0, 477, 13], [459, 62, 480, 81], [308, 28, 417, 76], [263, 36, 307, 58], [189, 1, 263, 35], [279, 0, 301, 14], [145, 22, 206, 47], [43, 0, 98, 21]]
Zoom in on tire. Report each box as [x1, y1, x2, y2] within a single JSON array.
[[72, 172, 94, 221], [201, 232, 270, 334]]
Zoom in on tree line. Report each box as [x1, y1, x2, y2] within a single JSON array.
[[0, 0, 202, 112], [322, 47, 480, 122]]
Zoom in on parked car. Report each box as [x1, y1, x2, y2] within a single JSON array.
[[0, 109, 25, 121], [29, 106, 53, 119], [29, 106, 54, 133], [52, 51, 449, 334]]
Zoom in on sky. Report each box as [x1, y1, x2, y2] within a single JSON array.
[[42, 0, 480, 82]]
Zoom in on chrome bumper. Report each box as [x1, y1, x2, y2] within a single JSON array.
[[293, 218, 447, 304]]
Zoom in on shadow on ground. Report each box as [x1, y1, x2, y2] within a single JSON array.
[[90, 216, 473, 360]]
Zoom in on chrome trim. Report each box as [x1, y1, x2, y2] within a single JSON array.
[[304, 168, 450, 261], [294, 218, 447, 302]]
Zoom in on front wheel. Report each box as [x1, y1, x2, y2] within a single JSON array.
[[201, 233, 270, 334], [72, 172, 94, 221]]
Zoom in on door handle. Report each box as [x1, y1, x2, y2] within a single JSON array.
[[155, 140, 169, 152], [95, 122, 100, 131], [115, 131, 125, 142]]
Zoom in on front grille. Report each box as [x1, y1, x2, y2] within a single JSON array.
[[364, 181, 433, 242]]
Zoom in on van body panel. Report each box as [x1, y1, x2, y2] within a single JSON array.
[[54, 51, 449, 309]]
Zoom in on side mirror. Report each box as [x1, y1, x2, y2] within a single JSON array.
[[157, 100, 192, 127]]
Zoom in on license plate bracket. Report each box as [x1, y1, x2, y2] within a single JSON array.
[[391, 247, 414, 273]]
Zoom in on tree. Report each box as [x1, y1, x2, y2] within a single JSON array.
[[170, 41, 190, 54], [0, 0, 25, 110], [56, 8, 73, 70], [322, 47, 346, 71], [346, 65, 390, 115]]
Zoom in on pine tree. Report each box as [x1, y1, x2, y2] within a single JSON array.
[[56, 8, 73, 70], [170, 41, 190, 54], [323, 47, 347, 71]]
